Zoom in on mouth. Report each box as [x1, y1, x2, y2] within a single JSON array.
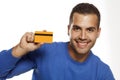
[[75, 39, 90, 49]]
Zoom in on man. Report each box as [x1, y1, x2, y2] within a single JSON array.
[[0, 3, 115, 80]]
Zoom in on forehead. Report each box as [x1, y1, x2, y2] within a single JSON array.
[[72, 13, 98, 28]]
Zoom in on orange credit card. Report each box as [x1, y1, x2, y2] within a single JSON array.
[[34, 31, 53, 43]]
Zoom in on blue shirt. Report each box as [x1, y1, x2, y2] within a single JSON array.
[[0, 42, 115, 80]]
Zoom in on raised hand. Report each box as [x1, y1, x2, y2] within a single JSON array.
[[12, 32, 44, 58]]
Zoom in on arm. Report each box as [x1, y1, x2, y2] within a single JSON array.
[[0, 50, 35, 79], [0, 49, 20, 78], [0, 32, 43, 79]]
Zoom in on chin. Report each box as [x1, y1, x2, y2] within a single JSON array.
[[76, 49, 90, 55]]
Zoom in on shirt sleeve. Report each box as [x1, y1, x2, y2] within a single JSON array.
[[104, 66, 115, 80], [0, 48, 35, 79]]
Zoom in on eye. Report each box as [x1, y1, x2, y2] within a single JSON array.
[[87, 27, 96, 32], [72, 25, 81, 31]]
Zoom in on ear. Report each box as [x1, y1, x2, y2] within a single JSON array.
[[67, 25, 70, 36], [97, 27, 101, 38]]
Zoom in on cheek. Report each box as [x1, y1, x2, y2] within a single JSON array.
[[88, 34, 98, 41], [69, 31, 79, 39]]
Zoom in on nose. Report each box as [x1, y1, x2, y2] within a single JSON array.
[[80, 30, 87, 40]]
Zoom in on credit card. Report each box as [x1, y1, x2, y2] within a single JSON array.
[[34, 31, 53, 43]]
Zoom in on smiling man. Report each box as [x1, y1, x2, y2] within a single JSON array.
[[68, 12, 101, 62], [0, 3, 115, 80]]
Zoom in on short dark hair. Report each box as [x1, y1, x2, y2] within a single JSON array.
[[69, 3, 101, 27]]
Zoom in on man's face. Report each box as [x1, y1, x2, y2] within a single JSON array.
[[68, 13, 101, 55]]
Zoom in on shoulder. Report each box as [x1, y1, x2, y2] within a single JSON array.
[[90, 52, 108, 66], [40, 42, 67, 49], [33, 42, 68, 54], [28, 42, 67, 59], [90, 52, 111, 73], [90, 52, 115, 79]]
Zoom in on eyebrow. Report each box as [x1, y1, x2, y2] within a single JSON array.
[[87, 27, 96, 30], [73, 25, 97, 29]]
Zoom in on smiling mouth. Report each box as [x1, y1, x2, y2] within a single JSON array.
[[75, 39, 90, 48]]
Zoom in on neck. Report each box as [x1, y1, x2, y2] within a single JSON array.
[[68, 43, 90, 62]]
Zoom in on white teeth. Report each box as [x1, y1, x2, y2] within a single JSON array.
[[79, 42, 87, 46], [76, 41, 88, 48], [76, 41, 87, 44]]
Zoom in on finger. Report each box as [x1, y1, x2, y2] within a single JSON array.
[[43, 30, 47, 32], [34, 42, 44, 48], [26, 32, 34, 43]]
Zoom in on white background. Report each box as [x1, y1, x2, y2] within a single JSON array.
[[0, 0, 119, 80]]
